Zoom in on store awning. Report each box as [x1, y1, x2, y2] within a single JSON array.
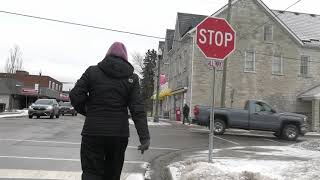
[[171, 87, 188, 95], [151, 88, 172, 100], [298, 85, 320, 101]]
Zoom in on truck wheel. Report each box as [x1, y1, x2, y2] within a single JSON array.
[[56, 114, 60, 119], [214, 119, 226, 135], [282, 124, 299, 141], [28, 115, 33, 119], [50, 114, 54, 119]]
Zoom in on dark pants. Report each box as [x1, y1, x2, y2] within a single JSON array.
[[183, 114, 190, 124], [81, 135, 128, 180]]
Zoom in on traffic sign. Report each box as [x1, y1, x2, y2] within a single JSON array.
[[208, 60, 224, 70], [196, 17, 236, 60]]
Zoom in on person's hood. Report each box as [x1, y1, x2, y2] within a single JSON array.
[[97, 55, 134, 78]]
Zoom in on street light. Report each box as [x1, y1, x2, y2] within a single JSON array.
[[154, 48, 163, 122]]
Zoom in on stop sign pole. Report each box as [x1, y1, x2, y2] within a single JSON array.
[[196, 17, 236, 163]]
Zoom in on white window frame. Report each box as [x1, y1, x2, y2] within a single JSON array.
[[244, 50, 256, 72], [52, 82, 55, 90], [263, 24, 273, 42], [272, 52, 283, 75], [49, 81, 51, 89], [300, 55, 310, 77]]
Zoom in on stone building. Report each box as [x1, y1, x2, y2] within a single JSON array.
[[156, 0, 320, 131]]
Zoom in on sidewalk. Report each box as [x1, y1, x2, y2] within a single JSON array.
[[167, 139, 320, 180], [0, 110, 28, 118]]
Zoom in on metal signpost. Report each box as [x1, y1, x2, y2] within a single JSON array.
[[196, 17, 236, 163]]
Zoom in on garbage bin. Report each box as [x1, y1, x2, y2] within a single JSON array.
[[0, 103, 5, 113]]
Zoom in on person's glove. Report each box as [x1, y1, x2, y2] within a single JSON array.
[[138, 139, 150, 154]]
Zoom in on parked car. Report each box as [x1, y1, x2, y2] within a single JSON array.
[[28, 99, 60, 119], [193, 100, 308, 141], [59, 102, 77, 116]]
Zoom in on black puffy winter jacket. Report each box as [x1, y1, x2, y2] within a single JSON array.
[[69, 55, 150, 142]]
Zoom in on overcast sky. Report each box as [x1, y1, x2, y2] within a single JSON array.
[[0, 0, 318, 90]]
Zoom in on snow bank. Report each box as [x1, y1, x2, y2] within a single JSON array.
[[292, 139, 320, 151], [168, 144, 320, 180], [0, 110, 28, 118], [129, 119, 171, 126]]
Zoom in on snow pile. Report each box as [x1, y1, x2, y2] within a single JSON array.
[[129, 119, 171, 126], [168, 145, 320, 180], [0, 110, 28, 118], [292, 139, 320, 151]]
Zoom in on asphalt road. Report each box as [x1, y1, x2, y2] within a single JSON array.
[[0, 115, 314, 180]]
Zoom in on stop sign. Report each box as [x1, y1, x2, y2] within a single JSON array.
[[196, 17, 236, 60]]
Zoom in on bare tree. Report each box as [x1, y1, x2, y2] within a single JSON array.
[[5, 45, 23, 74], [131, 52, 144, 76], [4, 45, 23, 111]]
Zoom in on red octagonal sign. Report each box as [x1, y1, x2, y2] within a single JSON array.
[[196, 17, 236, 60]]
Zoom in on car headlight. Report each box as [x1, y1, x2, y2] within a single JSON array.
[[28, 106, 33, 109], [46, 106, 53, 110]]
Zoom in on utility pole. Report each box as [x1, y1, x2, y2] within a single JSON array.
[[154, 51, 162, 122], [221, 0, 232, 108], [37, 71, 42, 99]]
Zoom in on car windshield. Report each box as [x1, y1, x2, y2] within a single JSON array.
[[34, 99, 53, 105], [61, 102, 72, 106]]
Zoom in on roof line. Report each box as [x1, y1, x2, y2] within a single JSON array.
[[212, 0, 303, 46], [298, 84, 320, 97], [272, 9, 320, 16]]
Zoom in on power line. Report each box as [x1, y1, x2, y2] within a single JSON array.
[[0, 10, 165, 40], [0, 0, 304, 45], [238, 0, 303, 41]]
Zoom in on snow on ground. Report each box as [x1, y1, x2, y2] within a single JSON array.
[[0, 110, 28, 118], [292, 139, 320, 151], [169, 140, 320, 180], [129, 118, 171, 126]]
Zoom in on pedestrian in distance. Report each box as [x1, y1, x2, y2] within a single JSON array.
[[70, 42, 150, 180], [183, 103, 190, 125]]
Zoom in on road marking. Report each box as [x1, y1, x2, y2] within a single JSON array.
[[0, 138, 180, 151], [0, 169, 81, 179], [127, 145, 180, 151], [213, 136, 240, 145], [0, 155, 147, 164], [0, 169, 144, 180], [189, 128, 240, 145], [0, 138, 80, 145], [263, 138, 287, 145]]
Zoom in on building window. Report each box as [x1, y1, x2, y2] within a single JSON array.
[[52, 82, 55, 90], [272, 53, 283, 75], [264, 25, 273, 42], [49, 81, 51, 89], [55, 84, 58, 90], [300, 55, 310, 76], [245, 50, 255, 72]]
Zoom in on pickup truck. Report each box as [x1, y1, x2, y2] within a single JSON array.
[[193, 100, 308, 141]]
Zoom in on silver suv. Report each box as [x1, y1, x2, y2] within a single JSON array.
[[28, 99, 60, 119]]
